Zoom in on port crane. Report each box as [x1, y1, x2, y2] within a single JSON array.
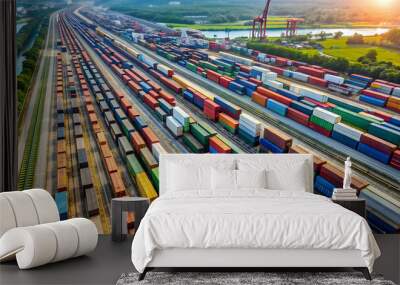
[[286, 18, 304, 37], [251, 0, 272, 40]]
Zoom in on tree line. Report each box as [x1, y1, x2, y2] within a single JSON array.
[[247, 41, 400, 84]]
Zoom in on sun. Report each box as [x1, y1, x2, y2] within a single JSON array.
[[377, 0, 394, 7]]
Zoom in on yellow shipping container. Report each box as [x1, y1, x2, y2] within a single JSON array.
[[172, 75, 214, 100], [136, 172, 158, 201]]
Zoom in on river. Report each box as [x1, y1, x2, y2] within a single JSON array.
[[16, 25, 41, 75], [202, 27, 390, 39]]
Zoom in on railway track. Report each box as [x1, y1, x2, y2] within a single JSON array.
[[18, 57, 49, 190]]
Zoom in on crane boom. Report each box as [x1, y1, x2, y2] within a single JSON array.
[[251, 0, 272, 40]]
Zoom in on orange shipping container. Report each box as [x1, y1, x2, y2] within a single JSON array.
[[251, 91, 268, 107], [100, 143, 112, 158], [110, 172, 126, 197], [130, 132, 146, 153], [97, 132, 107, 145], [57, 152, 67, 169], [89, 113, 98, 124], [121, 97, 132, 110], [86, 104, 95, 114], [127, 107, 140, 119], [141, 127, 160, 147], [57, 168, 68, 192], [128, 81, 142, 94], [57, 140, 66, 154], [92, 123, 101, 134], [105, 156, 118, 174], [218, 112, 239, 129]]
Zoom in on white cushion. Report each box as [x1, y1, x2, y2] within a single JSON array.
[[66, 218, 98, 257], [167, 160, 235, 192], [1, 192, 39, 227], [211, 168, 237, 191], [236, 169, 267, 189], [24, 189, 60, 224], [238, 158, 307, 192], [0, 196, 17, 237]]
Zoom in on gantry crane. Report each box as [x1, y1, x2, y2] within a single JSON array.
[[286, 18, 304, 37], [251, 0, 272, 40]]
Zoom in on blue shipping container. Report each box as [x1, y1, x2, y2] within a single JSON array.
[[289, 101, 314, 115], [132, 116, 148, 130], [357, 142, 391, 164], [259, 138, 285, 153], [314, 176, 335, 198], [359, 95, 386, 107], [267, 99, 288, 116], [228, 82, 245, 95], [331, 130, 359, 149], [55, 191, 68, 220]]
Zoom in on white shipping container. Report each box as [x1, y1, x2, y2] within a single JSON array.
[[239, 113, 262, 134], [265, 80, 284, 90], [298, 88, 329, 103], [313, 107, 341, 124], [172, 106, 190, 126], [151, 142, 167, 162], [333, 123, 364, 141], [219, 51, 253, 66], [166, 116, 183, 137], [393, 87, 400, 97], [324, 74, 344, 85], [270, 57, 276, 64], [156, 64, 173, 77], [293, 72, 309, 82]]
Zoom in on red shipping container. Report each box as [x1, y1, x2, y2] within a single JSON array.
[[320, 163, 368, 191], [128, 81, 142, 94], [141, 127, 160, 147], [147, 80, 162, 92], [287, 107, 309, 126], [298, 66, 325, 78], [122, 75, 131, 84], [251, 92, 268, 107], [219, 76, 233, 88], [309, 76, 328, 88], [120, 98, 132, 111], [360, 133, 396, 155], [158, 90, 176, 105], [275, 57, 288, 66], [127, 107, 139, 120], [206, 70, 221, 84], [360, 89, 389, 101], [159, 76, 182, 94], [203, 99, 220, 121], [368, 110, 392, 122], [239, 65, 251, 73], [263, 127, 292, 150], [268, 66, 284, 75], [209, 136, 231, 153], [125, 70, 142, 82], [148, 90, 160, 100], [256, 87, 292, 106], [249, 77, 262, 86], [143, 93, 159, 110], [308, 121, 331, 137], [303, 97, 331, 108], [196, 67, 204, 73], [132, 69, 150, 82]]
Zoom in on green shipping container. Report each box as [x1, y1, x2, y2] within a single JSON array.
[[327, 98, 364, 113], [139, 147, 158, 173], [216, 135, 243, 154], [219, 121, 237, 134], [126, 154, 144, 176], [310, 115, 334, 131], [150, 167, 159, 191], [190, 123, 211, 146], [331, 107, 379, 131], [186, 62, 197, 73], [183, 133, 204, 153], [368, 123, 400, 146]]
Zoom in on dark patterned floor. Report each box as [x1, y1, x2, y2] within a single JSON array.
[[117, 271, 394, 285]]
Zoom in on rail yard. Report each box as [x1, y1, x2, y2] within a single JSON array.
[[16, 5, 400, 235]]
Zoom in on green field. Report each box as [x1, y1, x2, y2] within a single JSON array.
[[319, 37, 400, 65]]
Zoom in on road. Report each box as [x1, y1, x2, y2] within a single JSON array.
[[18, 14, 55, 170], [36, 13, 57, 188]]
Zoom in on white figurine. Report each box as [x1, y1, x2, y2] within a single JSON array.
[[343, 157, 352, 190]]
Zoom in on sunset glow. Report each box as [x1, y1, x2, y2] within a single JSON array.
[[377, 0, 394, 7]]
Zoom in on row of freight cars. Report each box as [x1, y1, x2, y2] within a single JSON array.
[[71, 16, 245, 154], [54, 47, 99, 220], [58, 20, 101, 217], [73, 13, 400, 233], [61, 13, 160, 200], [230, 45, 400, 113], [138, 39, 400, 170]]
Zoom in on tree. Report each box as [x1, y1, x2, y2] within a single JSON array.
[[365, 49, 377, 62], [334, 31, 343, 39], [347, 33, 364, 44], [382, 28, 400, 46]]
